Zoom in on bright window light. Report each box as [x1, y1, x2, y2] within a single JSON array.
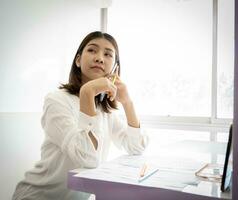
[[108, 0, 234, 119], [217, 0, 234, 118], [108, 0, 213, 117]]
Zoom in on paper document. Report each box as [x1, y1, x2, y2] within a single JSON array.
[[74, 155, 203, 191]]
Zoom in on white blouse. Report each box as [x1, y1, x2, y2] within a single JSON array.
[[13, 89, 148, 200]]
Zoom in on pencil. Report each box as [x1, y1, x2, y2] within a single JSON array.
[[99, 66, 118, 102], [138, 168, 159, 183], [140, 163, 147, 177], [112, 75, 117, 85]]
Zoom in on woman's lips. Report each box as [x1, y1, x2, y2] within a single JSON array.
[[91, 66, 104, 72]]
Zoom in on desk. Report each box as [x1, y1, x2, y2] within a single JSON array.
[[68, 141, 231, 200]]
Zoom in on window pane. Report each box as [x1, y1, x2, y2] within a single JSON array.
[[217, 0, 234, 118], [217, 132, 229, 143], [143, 129, 210, 159], [107, 128, 212, 162], [108, 0, 212, 117], [0, 0, 100, 112]]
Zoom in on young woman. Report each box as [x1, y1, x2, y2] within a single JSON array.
[[12, 31, 148, 200]]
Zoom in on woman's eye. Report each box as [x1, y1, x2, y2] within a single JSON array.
[[105, 53, 113, 57], [88, 48, 96, 53]]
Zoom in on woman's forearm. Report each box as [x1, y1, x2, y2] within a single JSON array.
[[79, 85, 98, 150], [122, 100, 140, 128], [80, 85, 97, 116]]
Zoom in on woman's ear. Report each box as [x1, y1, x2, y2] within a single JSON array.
[[75, 55, 81, 67]]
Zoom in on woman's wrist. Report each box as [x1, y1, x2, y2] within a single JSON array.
[[80, 84, 97, 116], [80, 83, 94, 98], [122, 100, 140, 128], [121, 99, 133, 108]]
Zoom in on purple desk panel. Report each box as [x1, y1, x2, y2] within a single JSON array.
[[68, 171, 228, 200]]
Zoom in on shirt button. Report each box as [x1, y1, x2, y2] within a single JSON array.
[[89, 122, 92, 126]]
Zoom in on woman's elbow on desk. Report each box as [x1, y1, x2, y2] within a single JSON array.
[[125, 138, 148, 156], [83, 159, 100, 169]]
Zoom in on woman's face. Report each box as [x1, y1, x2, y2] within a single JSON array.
[[76, 38, 116, 83]]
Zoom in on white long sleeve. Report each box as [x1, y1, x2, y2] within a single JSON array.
[[41, 92, 103, 168], [13, 89, 148, 200], [110, 113, 148, 155]]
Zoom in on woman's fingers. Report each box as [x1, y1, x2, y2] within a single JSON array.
[[105, 82, 117, 101], [109, 84, 117, 101]]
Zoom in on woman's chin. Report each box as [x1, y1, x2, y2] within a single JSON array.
[[91, 74, 105, 80]]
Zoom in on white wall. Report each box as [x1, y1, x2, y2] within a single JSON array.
[[0, 0, 100, 199], [1, 113, 43, 200], [0, 0, 99, 112]]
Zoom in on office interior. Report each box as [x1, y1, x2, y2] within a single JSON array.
[[0, 0, 237, 199]]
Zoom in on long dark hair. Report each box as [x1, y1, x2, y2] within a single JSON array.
[[59, 31, 121, 113]]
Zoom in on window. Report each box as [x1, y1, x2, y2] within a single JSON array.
[[107, 0, 234, 122], [108, 0, 213, 117], [217, 0, 234, 118]]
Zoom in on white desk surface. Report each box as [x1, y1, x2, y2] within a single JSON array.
[[70, 140, 231, 199]]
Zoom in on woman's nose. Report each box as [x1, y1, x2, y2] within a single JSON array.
[[95, 58, 103, 64], [94, 53, 104, 64]]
